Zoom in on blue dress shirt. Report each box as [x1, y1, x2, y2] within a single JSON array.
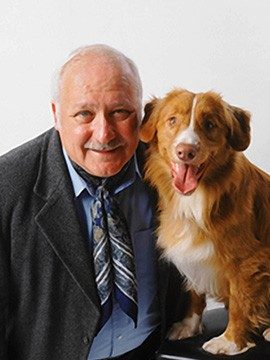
[[63, 149, 160, 359]]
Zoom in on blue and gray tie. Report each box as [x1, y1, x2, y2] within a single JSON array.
[[71, 160, 138, 329], [92, 183, 138, 328]]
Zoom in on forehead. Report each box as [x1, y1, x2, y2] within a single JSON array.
[[60, 55, 136, 98]]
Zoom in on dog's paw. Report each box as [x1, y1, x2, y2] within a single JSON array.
[[263, 328, 270, 341], [168, 314, 203, 340], [202, 334, 255, 355]]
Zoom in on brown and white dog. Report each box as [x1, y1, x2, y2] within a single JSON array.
[[140, 89, 270, 355]]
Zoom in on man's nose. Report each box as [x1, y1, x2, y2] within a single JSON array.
[[92, 113, 115, 143]]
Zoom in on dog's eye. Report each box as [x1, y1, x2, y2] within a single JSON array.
[[204, 119, 215, 131], [168, 116, 177, 126]]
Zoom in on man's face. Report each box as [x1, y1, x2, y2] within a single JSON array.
[[52, 57, 140, 177]]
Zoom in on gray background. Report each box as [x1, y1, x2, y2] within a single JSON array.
[[1, 0, 269, 172]]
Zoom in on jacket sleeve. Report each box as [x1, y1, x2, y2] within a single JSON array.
[[0, 218, 9, 358], [158, 257, 190, 339]]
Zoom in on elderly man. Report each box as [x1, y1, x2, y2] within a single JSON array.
[[0, 45, 187, 360]]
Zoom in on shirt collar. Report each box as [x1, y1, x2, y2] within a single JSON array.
[[63, 148, 142, 198], [63, 149, 86, 197]]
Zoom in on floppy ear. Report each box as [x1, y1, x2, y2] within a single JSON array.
[[226, 104, 251, 151], [139, 98, 159, 143]]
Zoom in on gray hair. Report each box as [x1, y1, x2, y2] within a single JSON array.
[[51, 44, 142, 115]]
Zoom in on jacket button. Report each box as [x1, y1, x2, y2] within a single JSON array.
[[82, 336, 90, 345]]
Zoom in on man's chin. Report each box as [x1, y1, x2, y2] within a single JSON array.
[[81, 146, 135, 177]]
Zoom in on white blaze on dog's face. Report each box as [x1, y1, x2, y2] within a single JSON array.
[[140, 89, 251, 195]]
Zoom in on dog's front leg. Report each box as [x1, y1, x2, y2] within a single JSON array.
[[202, 282, 255, 355], [168, 290, 206, 340]]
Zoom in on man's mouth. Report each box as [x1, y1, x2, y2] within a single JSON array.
[[171, 162, 207, 195], [91, 147, 121, 153], [84, 141, 125, 153]]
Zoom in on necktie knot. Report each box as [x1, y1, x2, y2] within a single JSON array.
[[96, 184, 110, 199]]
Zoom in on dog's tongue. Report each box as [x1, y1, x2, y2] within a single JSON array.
[[171, 163, 198, 195]]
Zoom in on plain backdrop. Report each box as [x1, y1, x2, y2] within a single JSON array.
[[0, 0, 269, 172]]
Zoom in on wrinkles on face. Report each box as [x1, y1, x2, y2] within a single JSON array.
[[53, 56, 140, 177]]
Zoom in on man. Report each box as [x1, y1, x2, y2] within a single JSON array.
[[0, 45, 187, 359]]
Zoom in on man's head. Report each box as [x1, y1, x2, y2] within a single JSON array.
[[51, 44, 142, 177]]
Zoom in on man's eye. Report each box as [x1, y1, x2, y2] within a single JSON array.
[[111, 109, 132, 120], [73, 110, 93, 122], [75, 110, 91, 117]]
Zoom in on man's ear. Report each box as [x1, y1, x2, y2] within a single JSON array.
[[139, 98, 159, 143], [51, 102, 61, 130], [226, 104, 251, 151]]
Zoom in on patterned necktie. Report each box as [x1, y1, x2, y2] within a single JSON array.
[[71, 160, 138, 329]]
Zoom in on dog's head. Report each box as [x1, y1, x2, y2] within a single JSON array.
[[140, 89, 251, 195]]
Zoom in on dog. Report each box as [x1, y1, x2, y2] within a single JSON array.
[[139, 88, 270, 355]]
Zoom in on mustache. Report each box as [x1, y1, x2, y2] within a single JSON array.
[[84, 139, 125, 151]]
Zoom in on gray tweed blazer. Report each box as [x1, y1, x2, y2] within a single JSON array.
[[0, 128, 187, 360]]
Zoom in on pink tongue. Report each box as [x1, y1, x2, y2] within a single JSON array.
[[171, 163, 198, 195]]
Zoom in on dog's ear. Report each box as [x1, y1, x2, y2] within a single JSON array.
[[139, 98, 159, 143], [226, 104, 251, 151]]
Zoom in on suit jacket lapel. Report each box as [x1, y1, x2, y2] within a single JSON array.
[[34, 129, 100, 311]]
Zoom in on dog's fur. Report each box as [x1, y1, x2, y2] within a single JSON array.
[[140, 89, 270, 355]]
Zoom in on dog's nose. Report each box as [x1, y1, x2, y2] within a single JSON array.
[[176, 143, 198, 162]]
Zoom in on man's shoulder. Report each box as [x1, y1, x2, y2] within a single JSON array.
[[0, 128, 55, 188]]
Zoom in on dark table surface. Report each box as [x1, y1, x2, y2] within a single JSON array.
[[156, 308, 270, 360]]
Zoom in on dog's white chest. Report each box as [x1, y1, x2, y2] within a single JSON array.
[[165, 238, 218, 296], [161, 191, 219, 296]]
